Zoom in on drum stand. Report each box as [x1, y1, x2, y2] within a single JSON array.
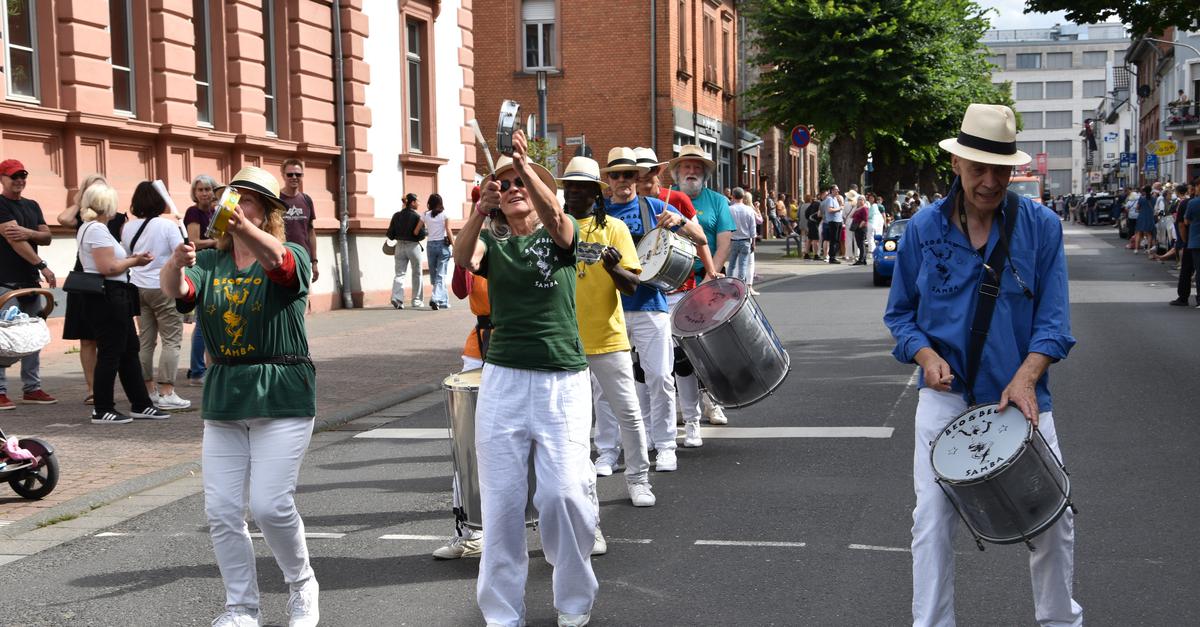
[[937, 428, 1077, 552]]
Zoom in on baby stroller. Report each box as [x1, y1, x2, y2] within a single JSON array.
[[0, 288, 59, 499]]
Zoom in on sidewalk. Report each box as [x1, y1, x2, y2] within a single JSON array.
[[0, 240, 860, 535]]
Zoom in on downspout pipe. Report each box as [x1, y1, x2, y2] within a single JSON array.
[[650, 0, 657, 153], [332, 0, 355, 309]]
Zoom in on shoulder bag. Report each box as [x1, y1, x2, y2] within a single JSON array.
[[63, 223, 107, 295]]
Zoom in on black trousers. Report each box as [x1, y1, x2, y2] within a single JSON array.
[[1179, 248, 1200, 303], [854, 228, 867, 262], [83, 283, 153, 414]]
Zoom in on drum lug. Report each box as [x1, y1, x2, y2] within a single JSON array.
[[974, 537, 986, 552], [1024, 539, 1037, 552]]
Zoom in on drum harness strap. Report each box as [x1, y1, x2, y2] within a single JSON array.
[[962, 190, 1023, 407]]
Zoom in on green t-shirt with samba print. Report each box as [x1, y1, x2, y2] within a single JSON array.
[[184, 242, 316, 420]]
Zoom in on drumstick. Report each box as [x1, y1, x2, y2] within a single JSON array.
[[152, 179, 191, 245], [467, 119, 496, 177]]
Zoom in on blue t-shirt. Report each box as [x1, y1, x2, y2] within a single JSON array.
[[605, 195, 680, 312], [680, 187, 737, 271], [1186, 196, 1200, 250]]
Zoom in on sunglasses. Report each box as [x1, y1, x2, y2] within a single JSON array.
[[499, 177, 525, 192], [285, 172, 304, 179], [3, 173, 28, 180], [607, 170, 637, 180]]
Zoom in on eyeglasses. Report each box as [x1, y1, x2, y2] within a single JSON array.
[[607, 170, 637, 180], [499, 177, 525, 192], [285, 172, 303, 179]]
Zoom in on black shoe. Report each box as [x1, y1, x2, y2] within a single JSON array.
[[1169, 299, 1188, 307], [829, 259, 841, 264], [391, 300, 404, 310], [131, 406, 170, 420], [91, 410, 133, 425], [430, 302, 440, 311], [853, 260, 867, 266]]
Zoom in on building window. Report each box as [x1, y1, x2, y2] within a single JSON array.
[[1045, 52, 1071, 69], [1016, 82, 1043, 100], [721, 24, 731, 90], [698, 137, 717, 188], [1082, 51, 1107, 68], [522, 0, 555, 71], [720, 146, 733, 190], [262, 1, 277, 135], [1045, 81, 1072, 99], [986, 54, 1006, 69], [1044, 140, 1072, 157], [1016, 141, 1042, 156], [1046, 169, 1071, 193], [1082, 80, 1106, 98], [703, 14, 716, 84], [406, 20, 424, 153], [1044, 110, 1072, 128], [2, 0, 39, 101], [1016, 53, 1041, 69], [109, 0, 135, 114], [1020, 111, 1043, 129], [677, 0, 687, 68], [193, 0, 213, 125]]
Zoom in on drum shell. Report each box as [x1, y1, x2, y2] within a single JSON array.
[[672, 284, 789, 408], [443, 373, 537, 530], [937, 433, 1070, 544], [637, 230, 696, 292]]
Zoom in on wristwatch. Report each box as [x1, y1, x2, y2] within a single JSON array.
[[34, 260, 47, 270]]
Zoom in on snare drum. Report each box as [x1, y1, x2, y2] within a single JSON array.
[[637, 227, 697, 292], [670, 277, 789, 407], [931, 404, 1073, 550], [443, 370, 538, 530]]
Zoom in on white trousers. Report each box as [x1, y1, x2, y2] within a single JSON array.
[[667, 292, 703, 427], [588, 350, 651, 485], [202, 417, 316, 612], [475, 364, 598, 627], [912, 388, 1083, 627], [620, 310, 677, 450]]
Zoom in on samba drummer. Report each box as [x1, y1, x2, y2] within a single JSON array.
[[884, 104, 1082, 626], [451, 129, 597, 627], [595, 147, 708, 473]]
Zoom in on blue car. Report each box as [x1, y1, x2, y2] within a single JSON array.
[[872, 218, 909, 286]]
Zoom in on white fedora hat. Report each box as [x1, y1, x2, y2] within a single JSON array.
[[938, 103, 1031, 167], [600, 147, 649, 174], [666, 144, 716, 173], [491, 155, 557, 192], [633, 147, 666, 170], [556, 156, 608, 189]]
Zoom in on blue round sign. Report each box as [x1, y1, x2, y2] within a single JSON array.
[[791, 125, 810, 148]]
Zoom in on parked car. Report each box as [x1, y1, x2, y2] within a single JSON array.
[[873, 218, 910, 286], [1087, 194, 1118, 226]]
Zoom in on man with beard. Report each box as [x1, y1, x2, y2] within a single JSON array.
[[668, 146, 736, 427], [597, 147, 708, 472]]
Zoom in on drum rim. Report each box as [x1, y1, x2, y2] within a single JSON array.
[[442, 368, 483, 390], [930, 403, 1031, 483], [670, 276, 751, 338]]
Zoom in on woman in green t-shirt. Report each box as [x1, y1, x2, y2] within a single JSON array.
[[162, 166, 319, 627], [452, 130, 598, 627]]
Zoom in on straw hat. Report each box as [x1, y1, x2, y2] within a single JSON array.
[[666, 144, 716, 173], [633, 147, 666, 171], [491, 155, 557, 192], [938, 103, 1031, 167], [556, 157, 608, 190], [600, 147, 649, 174], [218, 166, 288, 212]]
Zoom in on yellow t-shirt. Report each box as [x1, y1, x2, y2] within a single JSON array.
[[574, 215, 641, 355]]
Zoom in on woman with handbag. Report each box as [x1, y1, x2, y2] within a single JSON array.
[[71, 184, 168, 425], [421, 193, 454, 310]]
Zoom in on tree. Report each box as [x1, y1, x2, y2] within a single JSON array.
[[1023, 1, 1199, 37]]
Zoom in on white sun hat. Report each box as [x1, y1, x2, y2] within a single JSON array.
[[938, 103, 1031, 167]]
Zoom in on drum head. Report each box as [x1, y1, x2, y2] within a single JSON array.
[[443, 368, 482, 391], [636, 232, 667, 277], [671, 277, 748, 336], [931, 404, 1030, 482]]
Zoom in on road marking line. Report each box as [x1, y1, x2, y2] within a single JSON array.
[[94, 532, 128, 537], [354, 428, 450, 439], [608, 538, 654, 544], [380, 534, 446, 541], [848, 543, 909, 553], [250, 532, 345, 539], [0, 521, 12, 527], [694, 540, 806, 548], [678, 427, 893, 439]]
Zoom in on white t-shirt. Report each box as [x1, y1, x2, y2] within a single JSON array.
[[728, 202, 758, 240], [121, 217, 183, 289], [421, 211, 448, 241], [77, 221, 129, 281], [821, 195, 844, 223]]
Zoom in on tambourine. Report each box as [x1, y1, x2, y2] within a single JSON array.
[[497, 100, 521, 156], [205, 187, 242, 239]]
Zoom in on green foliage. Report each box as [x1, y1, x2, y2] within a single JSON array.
[[1023, 1, 1199, 37], [526, 137, 561, 172], [818, 142, 834, 191]]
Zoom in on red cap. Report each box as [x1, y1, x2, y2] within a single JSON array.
[[0, 160, 27, 177]]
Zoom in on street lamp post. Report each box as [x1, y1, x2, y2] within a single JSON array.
[[536, 70, 549, 141]]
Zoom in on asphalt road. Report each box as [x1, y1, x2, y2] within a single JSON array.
[[2, 222, 1198, 626]]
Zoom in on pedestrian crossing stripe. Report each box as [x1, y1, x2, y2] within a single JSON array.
[[355, 427, 894, 440]]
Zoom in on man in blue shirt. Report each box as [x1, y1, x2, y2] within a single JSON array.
[[596, 147, 708, 472], [1170, 178, 1200, 307], [884, 104, 1082, 626]]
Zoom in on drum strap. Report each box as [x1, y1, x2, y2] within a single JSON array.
[[963, 190, 1020, 405], [635, 195, 654, 245]]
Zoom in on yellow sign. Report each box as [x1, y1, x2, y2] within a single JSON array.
[[1151, 140, 1177, 156]]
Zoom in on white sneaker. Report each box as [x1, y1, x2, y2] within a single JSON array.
[[655, 448, 678, 472], [628, 482, 656, 507], [703, 396, 728, 425], [155, 391, 192, 410], [591, 526, 607, 556], [558, 612, 591, 627], [683, 423, 703, 448], [411, 299, 425, 309], [594, 450, 619, 477], [287, 577, 319, 627], [212, 607, 260, 627], [432, 534, 482, 559]]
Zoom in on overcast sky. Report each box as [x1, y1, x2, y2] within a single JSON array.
[[977, 0, 1069, 30]]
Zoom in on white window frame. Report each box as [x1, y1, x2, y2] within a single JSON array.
[[3, 0, 40, 103], [405, 20, 424, 153], [109, 0, 136, 116], [194, 0, 213, 127], [522, 1, 555, 72], [263, 1, 277, 136]]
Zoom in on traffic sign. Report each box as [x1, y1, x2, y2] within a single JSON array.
[[1144, 154, 1159, 174], [790, 125, 811, 148], [1119, 153, 1130, 166], [565, 136, 586, 146], [1145, 140, 1177, 157]]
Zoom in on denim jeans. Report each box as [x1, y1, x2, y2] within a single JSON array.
[[426, 239, 452, 308], [187, 323, 206, 380], [727, 239, 753, 282], [391, 241, 424, 305]]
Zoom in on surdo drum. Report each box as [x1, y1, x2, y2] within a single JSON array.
[[442, 370, 537, 530], [670, 277, 789, 408], [636, 227, 697, 292], [931, 403, 1075, 550]]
